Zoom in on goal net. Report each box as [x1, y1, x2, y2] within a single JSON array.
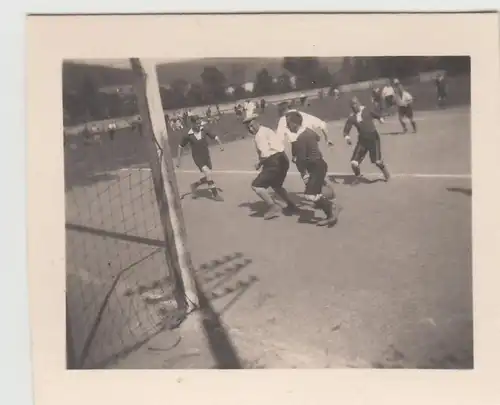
[[65, 116, 180, 369]]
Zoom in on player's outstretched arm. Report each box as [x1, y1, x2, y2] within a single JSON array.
[[214, 136, 224, 151], [206, 129, 224, 151], [370, 109, 385, 123], [343, 119, 353, 145], [320, 128, 334, 146]]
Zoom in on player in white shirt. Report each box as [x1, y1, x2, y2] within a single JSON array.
[[243, 112, 299, 220], [394, 83, 417, 133], [276, 104, 333, 145], [381, 83, 396, 115]]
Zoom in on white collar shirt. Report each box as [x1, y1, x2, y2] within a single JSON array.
[[276, 111, 327, 142], [254, 125, 285, 159]]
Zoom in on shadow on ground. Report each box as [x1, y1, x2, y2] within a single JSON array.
[[124, 251, 258, 369], [327, 174, 386, 186], [447, 187, 472, 197], [66, 219, 257, 369]]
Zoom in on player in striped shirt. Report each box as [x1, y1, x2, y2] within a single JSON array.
[[343, 97, 390, 182], [176, 116, 225, 201]]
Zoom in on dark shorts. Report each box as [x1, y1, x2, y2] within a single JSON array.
[[351, 134, 382, 164], [193, 150, 212, 172], [302, 159, 328, 196], [252, 152, 290, 189], [437, 90, 447, 100], [398, 105, 414, 119]]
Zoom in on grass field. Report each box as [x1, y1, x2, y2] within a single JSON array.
[[65, 76, 472, 369]]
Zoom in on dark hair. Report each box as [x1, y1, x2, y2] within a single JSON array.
[[285, 110, 303, 126]]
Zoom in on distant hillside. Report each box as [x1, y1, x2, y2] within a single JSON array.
[[63, 57, 345, 92], [63, 61, 134, 93], [156, 57, 344, 86]]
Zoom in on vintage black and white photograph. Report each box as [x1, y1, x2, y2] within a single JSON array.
[[63, 54, 473, 370]]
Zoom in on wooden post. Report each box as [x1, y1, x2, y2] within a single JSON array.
[[129, 58, 199, 311]]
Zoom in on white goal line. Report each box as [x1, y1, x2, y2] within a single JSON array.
[[119, 167, 471, 179]]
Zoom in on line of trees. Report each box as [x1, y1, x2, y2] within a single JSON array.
[[63, 56, 470, 125]]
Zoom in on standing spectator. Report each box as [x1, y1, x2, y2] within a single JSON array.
[[108, 120, 117, 140], [435, 72, 448, 108], [299, 92, 307, 106]]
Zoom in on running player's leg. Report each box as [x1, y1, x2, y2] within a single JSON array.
[[190, 169, 208, 198], [369, 135, 390, 181], [201, 163, 222, 200], [440, 90, 447, 107], [437, 91, 442, 107], [350, 141, 368, 180], [380, 97, 387, 116], [271, 153, 299, 212], [398, 107, 408, 133], [303, 160, 336, 226], [251, 166, 280, 220], [406, 105, 417, 133]]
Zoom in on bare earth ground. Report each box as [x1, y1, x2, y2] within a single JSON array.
[[65, 78, 472, 369]]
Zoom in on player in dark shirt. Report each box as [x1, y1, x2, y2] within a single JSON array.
[[371, 85, 383, 115], [435, 73, 447, 108], [286, 111, 337, 227], [343, 97, 390, 182], [176, 116, 225, 201]]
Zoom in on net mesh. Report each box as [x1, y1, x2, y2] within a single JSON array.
[[65, 124, 180, 369]]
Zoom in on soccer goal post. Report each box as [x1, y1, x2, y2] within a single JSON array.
[[64, 59, 201, 369], [128, 58, 199, 311]]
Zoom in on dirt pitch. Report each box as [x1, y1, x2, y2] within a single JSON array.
[[65, 77, 472, 369]]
